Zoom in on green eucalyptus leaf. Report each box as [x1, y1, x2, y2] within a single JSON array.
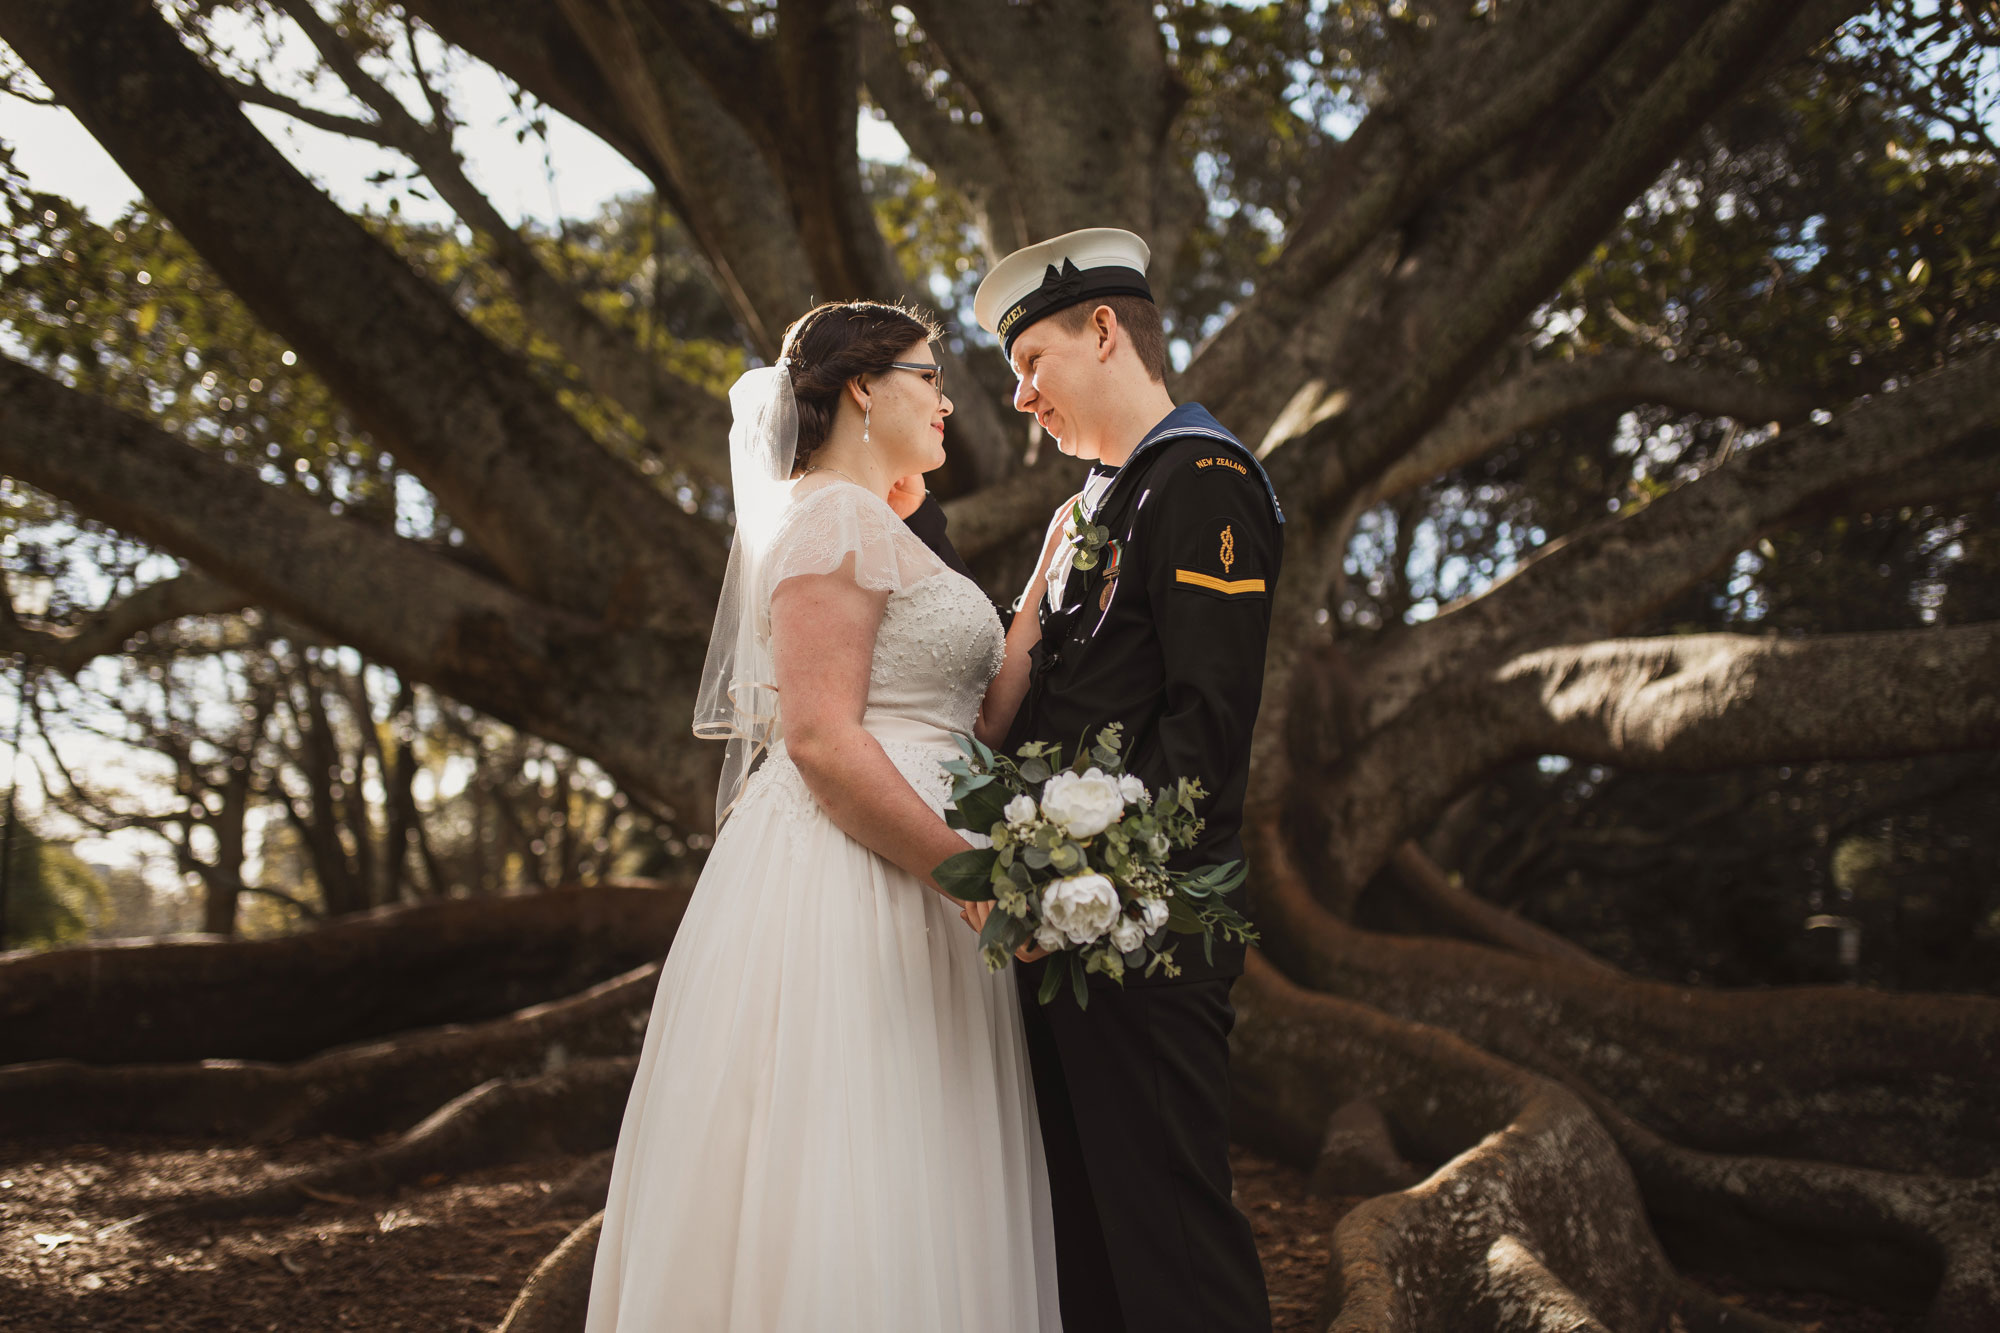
[[933, 847, 1000, 901], [1037, 955, 1067, 1006], [953, 779, 1012, 833], [1166, 895, 1205, 934]]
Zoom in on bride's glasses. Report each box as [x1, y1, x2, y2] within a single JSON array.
[[888, 361, 945, 401]]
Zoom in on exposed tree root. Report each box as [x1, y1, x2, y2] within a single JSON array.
[[1309, 1097, 1426, 1198], [140, 1056, 636, 1226], [0, 961, 661, 1140], [1590, 1090, 2000, 1328], [496, 1213, 604, 1333], [1256, 815, 2000, 1178], [0, 883, 689, 1066], [1230, 953, 1708, 1332], [1386, 841, 1624, 976]]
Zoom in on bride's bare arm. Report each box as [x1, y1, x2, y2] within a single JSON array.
[[974, 501, 1073, 747], [771, 566, 977, 896]]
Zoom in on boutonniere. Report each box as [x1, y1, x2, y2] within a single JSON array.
[[1066, 495, 1120, 576]]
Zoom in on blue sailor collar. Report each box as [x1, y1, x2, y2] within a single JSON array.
[[1106, 402, 1285, 523]]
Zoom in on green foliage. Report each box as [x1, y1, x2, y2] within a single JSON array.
[[0, 813, 108, 951], [936, 726, 1254, 1006], [0, 184, 397, 525]]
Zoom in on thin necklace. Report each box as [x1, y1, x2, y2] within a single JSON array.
[[802, 463, 864, 488]]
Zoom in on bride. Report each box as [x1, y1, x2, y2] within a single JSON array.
[[583, 300, 1062, 1331]]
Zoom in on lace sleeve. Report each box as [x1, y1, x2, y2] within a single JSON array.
[[761, 482, 941, 600]]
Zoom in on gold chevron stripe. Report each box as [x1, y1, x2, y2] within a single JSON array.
[[1175, 569, 1266, 595]]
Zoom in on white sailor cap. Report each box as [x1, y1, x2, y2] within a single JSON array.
[[973, 227, 1154, 360]]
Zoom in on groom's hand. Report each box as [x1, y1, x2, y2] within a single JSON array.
[[886, 473, 926, 519], [1015, 943, 1048, 963]]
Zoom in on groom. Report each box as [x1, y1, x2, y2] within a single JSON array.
[[916, 228, 1281, 1332]]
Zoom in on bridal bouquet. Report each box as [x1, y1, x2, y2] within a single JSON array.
[[932, 724, 1256, 1008]]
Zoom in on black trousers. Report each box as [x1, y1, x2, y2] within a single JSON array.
[[1014, 967, 1271, 1333]]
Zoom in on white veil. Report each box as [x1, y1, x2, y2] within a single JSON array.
[[693, 360, 798, 824]]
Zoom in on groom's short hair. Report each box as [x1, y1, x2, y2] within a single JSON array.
[[1048, 297, 1167, 384]]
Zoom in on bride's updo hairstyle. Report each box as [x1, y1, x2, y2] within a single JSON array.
[[780, 300, 942, 470]]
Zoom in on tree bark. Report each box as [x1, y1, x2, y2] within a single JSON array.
[[1253, 824, 2000, 1180], [0, 884, 687, 1067]]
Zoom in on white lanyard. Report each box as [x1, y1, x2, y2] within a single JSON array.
[[1046, 470, 1115, 612]]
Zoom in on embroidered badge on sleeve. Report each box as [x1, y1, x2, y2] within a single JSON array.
[[1172, 513, 1266, 599]]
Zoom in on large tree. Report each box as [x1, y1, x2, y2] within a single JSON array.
[[2, 1, 1998, 1327]]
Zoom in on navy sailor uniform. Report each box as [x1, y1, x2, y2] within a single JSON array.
[[910, 400, 1281, 1333]]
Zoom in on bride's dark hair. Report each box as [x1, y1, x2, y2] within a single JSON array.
[[781, 300, 942, 470]]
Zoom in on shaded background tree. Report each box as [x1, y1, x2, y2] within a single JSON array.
[[2, 0, 1998, 1328]]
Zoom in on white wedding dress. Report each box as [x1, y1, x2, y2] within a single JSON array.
[[584, 481, 1062, 1332]]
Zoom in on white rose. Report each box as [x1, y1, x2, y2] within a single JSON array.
[[1041, 872, 1120, 945], [1118, 773, 1146, 804], [1109, 915, 1145, 954], [1139, 897, 1169, 933], [1004, 793, 1039, 827], [1034, 922, 1067, 953], [1039, 768, 1126, 838]]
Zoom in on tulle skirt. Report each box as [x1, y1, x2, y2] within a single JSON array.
[[583, 728, 1062, 1332]]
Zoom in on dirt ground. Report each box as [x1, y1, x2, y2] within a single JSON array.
[[0, 1135, 1917, 1332]]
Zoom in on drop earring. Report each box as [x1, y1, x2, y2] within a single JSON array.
[[863, 403, 871, 444]]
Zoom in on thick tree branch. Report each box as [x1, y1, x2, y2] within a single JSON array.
[[1297, 0, 1838, 511], [0, 356, 583, 679], [1387, 841, 1625, 976], [898, 0, 1199, 290], [0, 569, 251, 676], [1498, 622, 2000, 770], [268, 0, 730, 476], [0, 356, 713, 811], [938, 451, 1078, 563], [1184, 0, 1647, 412], [1812, 429, 2000, 516], [396, 0, 667, 186], [0, 0, 724, 625], [1323, 617, 2000, 914], [1366, 350, 1814, 504], [853, 12, 1019, 255], [400, 0, 805, 354], [546, 0, 817, 355], [1363, 341, 2000, 729]]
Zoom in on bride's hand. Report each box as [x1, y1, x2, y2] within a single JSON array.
[[959, 899, 993, 934], [886, 473, 926, 519]]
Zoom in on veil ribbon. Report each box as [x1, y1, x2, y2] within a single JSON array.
[[692, 360, 798, 824]]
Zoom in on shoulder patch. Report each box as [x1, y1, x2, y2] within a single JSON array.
[[1170, 512, 1268, 600], [1191, 453, 1250, 477]]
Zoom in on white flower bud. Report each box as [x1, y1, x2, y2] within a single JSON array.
[[1139, 897, 1169, 933], [1109, 915, 1145, 953], [1004, 793, 1038, 827]]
